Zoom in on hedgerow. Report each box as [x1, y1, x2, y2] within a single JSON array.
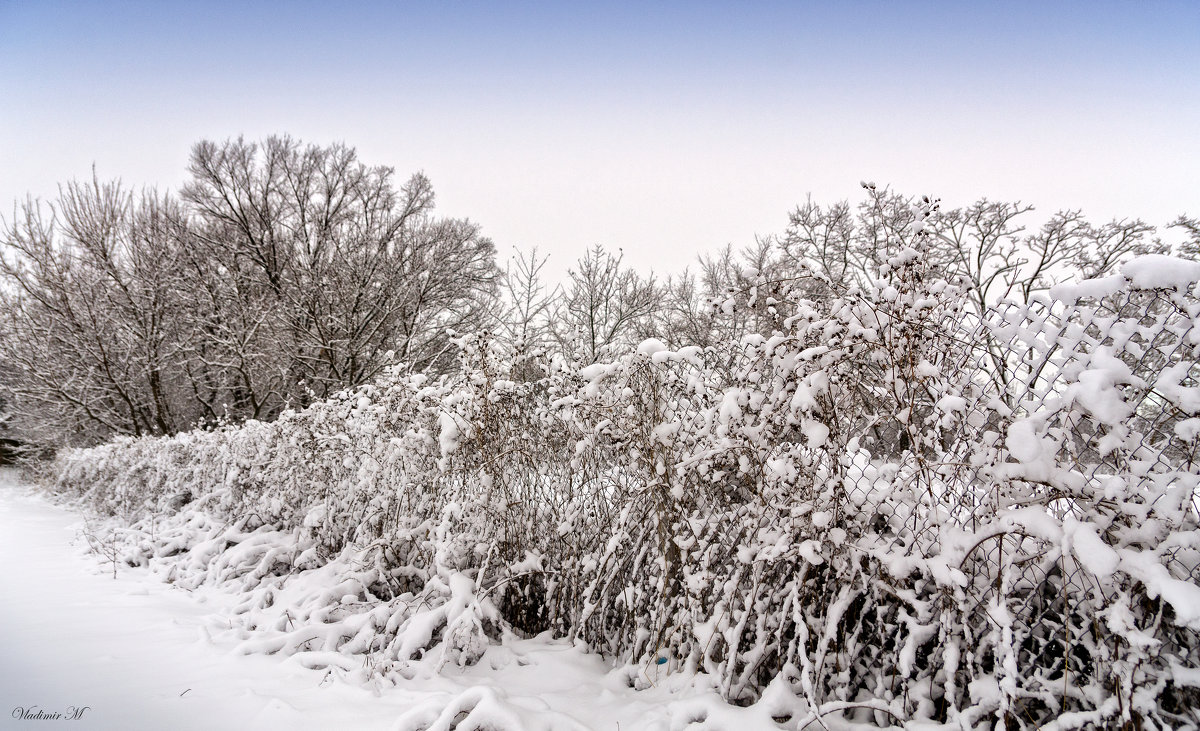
[[50, 208, 1200, 728]]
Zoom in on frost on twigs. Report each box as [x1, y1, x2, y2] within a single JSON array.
[[49, 243, 1200, 729]]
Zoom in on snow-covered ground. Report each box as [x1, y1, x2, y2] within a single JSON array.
[[0, 471, 784, 731]]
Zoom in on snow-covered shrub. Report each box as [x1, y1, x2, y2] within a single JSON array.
[[49, 215, 1200, 728]]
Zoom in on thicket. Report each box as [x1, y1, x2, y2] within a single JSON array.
[[47, 192, 1200, 729]]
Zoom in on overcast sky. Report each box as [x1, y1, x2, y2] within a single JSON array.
[[2, 1, 1197, 280]]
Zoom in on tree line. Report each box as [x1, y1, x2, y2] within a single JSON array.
[[0, 137, 496, 445], [2, 136, 1197, 447]]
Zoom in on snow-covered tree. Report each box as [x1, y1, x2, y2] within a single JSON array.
[[0, 137, 499, 445]]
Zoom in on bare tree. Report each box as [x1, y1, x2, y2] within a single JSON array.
[[0, 177, 198, 442], [782, 184, 1166, 311], [554, 246, 659, 364], [660, 239, 799, 350], [0, 137, 499, 446], [495, 247, 557, 362], [182, 136, 498, 399], [1172, 215, 1200, 259]]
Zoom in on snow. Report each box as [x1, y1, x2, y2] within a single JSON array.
[[1116, 547, 1200, 629], [800, 418, 829, 448], [1052, 254, 1200, 302], [1066, 348, 1139, 424], [437, 411, 464, 464], [1120, 254, 1200, 290], [0, 472, 384, 731], [1049, 275, 1124, 303], [1004, 418, 1047, 464], [635, 337, 668, 356], [1156, 362, 1200, 415], [1063, 516, 1120, 579], [0, 471, 806, 730]]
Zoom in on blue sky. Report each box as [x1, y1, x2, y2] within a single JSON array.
[[2, 1, 1197, 278]]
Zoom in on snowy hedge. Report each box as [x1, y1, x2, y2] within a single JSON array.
[[50, 223, 1200, 729]]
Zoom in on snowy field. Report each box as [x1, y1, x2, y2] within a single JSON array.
[[0, 470, 789, 731]]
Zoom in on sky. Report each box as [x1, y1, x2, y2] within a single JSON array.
[[1, 0, 1198, 281]]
